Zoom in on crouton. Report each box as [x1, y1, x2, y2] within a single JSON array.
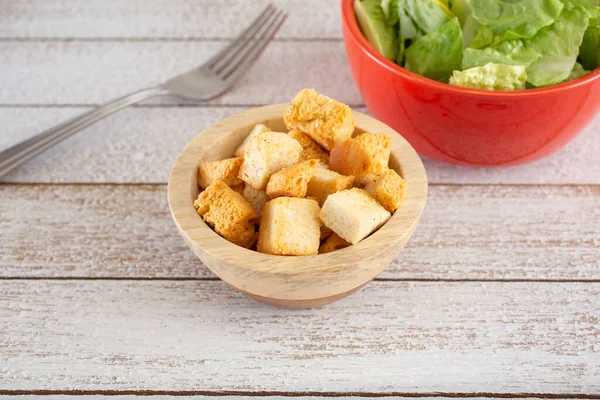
[[238, 131, 302, 190], [320, 188, 391, 245], [306, 168, 355, 206], [231, 183, 245, 195], [243, 184, 269, 217], [288, 130, 330, 164], [197, 157, 244, 189], [319, 233, 351, 254], [193, 180, 258, 248], [283, 89, 354, 151], [257, 197, 321, 256], [329, 132, 391, 182], [363, 169, 407, 212], [234, 124, 271, 157], [266, 159, 319, 198]]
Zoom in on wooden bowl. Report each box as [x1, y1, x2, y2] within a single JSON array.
[[168, 104, 428, 308]]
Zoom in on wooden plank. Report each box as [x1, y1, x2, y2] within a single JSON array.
[[0, 41, 360, 106], [1, 107, 599, 184], [0, 0, 342, 40], [1, 280, 598, 392], [1, 184, 598, 280], [0, 392, 560, 400], [0, 107, 245, 184]]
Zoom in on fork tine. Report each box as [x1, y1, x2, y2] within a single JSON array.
[[220, 10, 287, 82], [205, 4, 276, 70], [211, 6, 279, 75]]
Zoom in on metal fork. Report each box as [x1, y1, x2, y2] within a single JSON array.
[[0, 4, 287, 177]]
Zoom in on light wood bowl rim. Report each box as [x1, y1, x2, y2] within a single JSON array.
[[167, 104, 428, 300]]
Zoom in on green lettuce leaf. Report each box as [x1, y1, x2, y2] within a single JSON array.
[[450, 0, 470, 25], [381, 0, 399, 25], [451, 0, 482, 48], [579, 18, 600, 70], [404, 18, 463, 81], [468, 0, 564, 39], [564, 0, 599, 18], [462, 14, 481, 48], [397, 32, 407, 64], [398, 0, 422, 39], [463, 40, 540, 69], [402, 0, 454, 33], [525, 4, 590, 86], [355, 0, 398, 60], [469, 25, 496, 48], [450, 63, 528, 90], [565, 62, 590, 80]]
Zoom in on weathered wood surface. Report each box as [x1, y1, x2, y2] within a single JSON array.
[[2, 0, 599, 395], [0, 0, 342, 40], [0, 41, 360, 106], [1, 280, 598, 392], [1, 184, 598, 280], [1, 107, 599, 184], [0, 392, 560, 400]]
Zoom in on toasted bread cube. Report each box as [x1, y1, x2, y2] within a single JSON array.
[[238, 131, 302, 190], [283, 89, 354, 151], [320, 188, 391, 245], [234, 124, 271, 157], [266, 159, 319, 198], [193, 180, 258, 248], [197, 157, 244, 189], [306, 168, 355, 206], [231, 183, 245, 195], [288, 130, 330, 164], [319, 233, 351, 254], [243, 184, 269, 217], [329, 132, 391, 182], [257, 197, 321, 256], [363, 169, 407, 212]]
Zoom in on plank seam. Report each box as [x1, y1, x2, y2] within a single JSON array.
[[0, 104, 367, 109], [2, 182, 599, 188], [0, 390, 598, 398], [0, 277, 599, 283], [0, 37, 344, 43]]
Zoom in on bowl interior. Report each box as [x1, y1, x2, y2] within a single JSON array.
[[168, 104, 427, 301], [188, 118, 403, 203]]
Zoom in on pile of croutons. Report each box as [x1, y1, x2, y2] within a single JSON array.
[[193, 89, 406, 256]]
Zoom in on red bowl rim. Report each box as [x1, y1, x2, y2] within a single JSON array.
[[341, 0, 600, 98]]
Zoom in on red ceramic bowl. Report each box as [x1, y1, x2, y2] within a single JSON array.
[[341, 0, 600, 166]]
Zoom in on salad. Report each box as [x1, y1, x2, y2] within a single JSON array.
[[354, 0, 600, 90]]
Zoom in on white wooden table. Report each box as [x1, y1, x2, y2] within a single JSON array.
[[1, 1, 599, 397]]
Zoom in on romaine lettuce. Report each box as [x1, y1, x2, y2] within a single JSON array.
[[469, 25, 496, 48], [450, 63, 528, 90], [402, 0, 454, 33], [398, 0, 422, 39], [566, 62, 590, 80], [404, 18, 463, 81], [564, 0, 599, 17], [354, 0, 598, 90], [381, 0, 399, 25], [355, 0, 398, 60], [468, 0, 564, 39], [463, 40, 540, 69], [525, 3, 590, 86], [579, 18, 600, 69], [450, 0, 470, 25]]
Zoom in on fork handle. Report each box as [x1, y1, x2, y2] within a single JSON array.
[[0, 87, 169, 178]]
